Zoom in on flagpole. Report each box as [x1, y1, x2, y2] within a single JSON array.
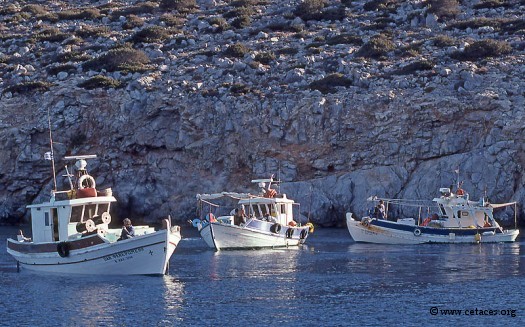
[[47, 108, 57, 192]]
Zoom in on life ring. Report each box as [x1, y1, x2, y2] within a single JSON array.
[[300, 229, 308, 239], [270, 223, 281, 234], [285, 228, 294, 239], [192, 219, 201, 228], [361, 218, 371, 227], [100, 212, 111, 224], [78, 174, 96, 189], [57, 242, 70, 257], [413, 228, 422, 236]]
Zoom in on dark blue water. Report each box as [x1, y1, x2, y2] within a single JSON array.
[[1, 225, 524, 326]]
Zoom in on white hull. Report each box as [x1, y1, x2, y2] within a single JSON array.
[[346, 214, 519, 244], [199, 222, 309, 250], [7, 228, 181, 275]]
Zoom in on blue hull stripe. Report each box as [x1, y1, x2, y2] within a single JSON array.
[[371, 219, 501, 236]]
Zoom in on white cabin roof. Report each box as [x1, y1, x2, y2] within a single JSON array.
[[27, 195, 117, 209]]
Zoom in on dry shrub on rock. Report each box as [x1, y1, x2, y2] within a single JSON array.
[[82, 46, 151, 73], [78, 75, 122, 90], [451, 39, 512, 61]]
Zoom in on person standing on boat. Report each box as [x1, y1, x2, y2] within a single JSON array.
[[119, 218, 135, 240], [377, 200, 386, 220]]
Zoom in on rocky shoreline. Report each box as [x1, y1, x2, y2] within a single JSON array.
[[1, 0, 525, 226]]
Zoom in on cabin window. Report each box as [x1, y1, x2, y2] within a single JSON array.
[[260, 205, 269, 216], [248, 205, 258, 217], [98, 203, 109, 215], [456, 211, 470, 218], [85, 204, 97, 220], [70, 206, 83, 223], [44, 212, 50, 226]]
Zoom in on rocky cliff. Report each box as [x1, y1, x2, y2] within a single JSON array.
[[1, 0, 525, 226]]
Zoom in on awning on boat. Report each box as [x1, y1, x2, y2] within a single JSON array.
[[488, 202, 517, 209], [197, 192, 252, 200]]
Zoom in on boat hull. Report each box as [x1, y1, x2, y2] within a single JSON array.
[[7, 227, 181, 275], [199, 222, 309, 250], [346, 214, 519, 244]]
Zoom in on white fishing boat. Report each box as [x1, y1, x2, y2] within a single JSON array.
[[7, 155, 181, 275], [191, 178, 314, 250], [346, 185, 519, 244]]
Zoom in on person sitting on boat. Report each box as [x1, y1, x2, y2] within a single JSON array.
[[456, 181, 465, 196], [421, 213, 439, 226], [17, 230, 31, 242], [233, 208, 247, 226], [118, 218, 135, 240], [263, 214, 277, 223]]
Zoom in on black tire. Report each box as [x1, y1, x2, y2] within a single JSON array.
[[270, 223, 281, 234], [57, 242, 70, 257], [300, 229, 308, 239], [286, 228, 294, 239]]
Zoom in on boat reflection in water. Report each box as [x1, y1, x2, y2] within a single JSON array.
[[344, 241, 522, 283]]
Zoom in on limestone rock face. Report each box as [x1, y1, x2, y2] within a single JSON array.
[[1, 0, 524, 227]]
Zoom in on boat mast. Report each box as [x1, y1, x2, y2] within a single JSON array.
[[47, 108, 57, 193]]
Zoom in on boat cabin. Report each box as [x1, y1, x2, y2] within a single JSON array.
[[238, 195, 295, 226], [434, 190, 495, 228], [28, 196, 116, 243]]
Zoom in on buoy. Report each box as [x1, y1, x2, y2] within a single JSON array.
[[306, 222, 315, 233], [474, 233, 481, 243]]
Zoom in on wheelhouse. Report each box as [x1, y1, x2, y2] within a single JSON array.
[[28, 196, 116, 243]]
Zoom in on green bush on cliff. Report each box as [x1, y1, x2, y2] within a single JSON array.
[[78, 75, 122, 90], [309, 73, 352, 94], [122, 15, 145, 30], [254, 51, 276, 64], [294, 0, 326, 21], [82, 46, 151, 73], [32, 27, 69, 42], [131, 26, 172, 43], [110, 1, 157, 18], [160, 0, 199, 13], [3, 81, 54, 94], [451, 39, 512, 61], [58, 8, 102, 21], [223, 43, 251, 58], [427, 0, 460, 20], [354, 34, 395, 59], [21, 4, 49, 16]]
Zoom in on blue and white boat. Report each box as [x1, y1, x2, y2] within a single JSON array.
[[346, 187, 519, 244]]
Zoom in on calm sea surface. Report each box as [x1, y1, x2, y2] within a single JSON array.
[[0, 225, 524, 326]]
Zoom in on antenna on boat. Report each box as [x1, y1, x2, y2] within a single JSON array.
[[454, 167, 460, 190], [46, 108, 58, 193], [277, 162, 281, 195]]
